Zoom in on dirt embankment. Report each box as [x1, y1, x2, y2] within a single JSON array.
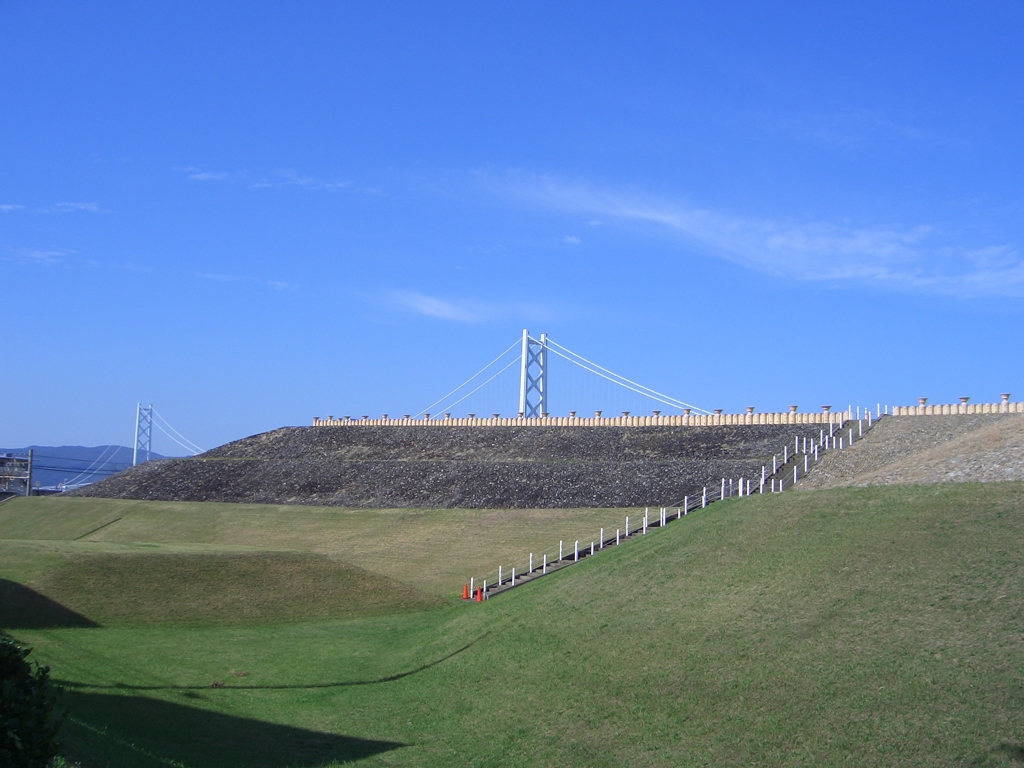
[[798, 414, 1024, 489], [74, 425, 827, 508]]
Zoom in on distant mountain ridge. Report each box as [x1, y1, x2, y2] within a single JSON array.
[[0, 446, 170, 490]]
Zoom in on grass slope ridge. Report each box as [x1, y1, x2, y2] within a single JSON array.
[[6, 483, 1024, 766], [74, 424, 828, 508]]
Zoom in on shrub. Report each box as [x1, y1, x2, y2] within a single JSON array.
[[1, 637, 62, 768]]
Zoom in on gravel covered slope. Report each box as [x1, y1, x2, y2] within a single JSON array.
[[798, 414, 1024, 489], [74, 425, 827, 508]]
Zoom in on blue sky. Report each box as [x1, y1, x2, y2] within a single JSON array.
[[3, 2, 1023, 452]]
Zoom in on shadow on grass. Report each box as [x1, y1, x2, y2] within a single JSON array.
[[62, 690, 406, 768], [58, 634, 485, 692], [997, 743, 1024, 762], [0, 579, 99, 629]]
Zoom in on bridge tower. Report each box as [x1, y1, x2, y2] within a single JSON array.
[[133, 403, 153, 466], [518, 330, 548, 417]]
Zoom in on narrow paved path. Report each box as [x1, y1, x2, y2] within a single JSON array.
[[798, 414, 1024, 488]]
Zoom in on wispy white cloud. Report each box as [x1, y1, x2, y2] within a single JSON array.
[[1, 201, 109, 214], [49, 202, 107, 213], [1, 247, 71, 265], [387, 290, 554, 324], [177, 165, 377, 194], [389, 291, 481, 322], [197, 272, 297, 291], [188, 171, 232, 181], [563, 235, 581, 245], [770, 109, 937, 149], [176, 165, 239, 182], [251, 169, 350, 191], [492, 174, 1024, 299]]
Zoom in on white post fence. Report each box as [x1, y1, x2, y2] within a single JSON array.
[[467, 413, 898, 599]]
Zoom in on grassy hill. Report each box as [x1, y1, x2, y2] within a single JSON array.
[[2, 484, 1023, 766]]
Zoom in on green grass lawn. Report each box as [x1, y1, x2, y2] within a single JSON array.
[[0, 496, 634, 600], [3, 484, 1024, 766]]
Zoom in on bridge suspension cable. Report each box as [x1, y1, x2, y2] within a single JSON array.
[[410, 331, 708, 419], [415, 338, 521, 417], [151, 407, 204, 455], [426, 356, 522, 416], [59, 438, 132, 489], [541, 336, 712, 415]]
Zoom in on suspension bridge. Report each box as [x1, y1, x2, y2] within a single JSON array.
[[1, 405, 207, 495], [314, 330, 848, 428]]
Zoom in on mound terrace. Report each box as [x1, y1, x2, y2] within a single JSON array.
[[74, 424, 829, 508]]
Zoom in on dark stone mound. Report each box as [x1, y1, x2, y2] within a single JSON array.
[[72, 425, 829, 508]]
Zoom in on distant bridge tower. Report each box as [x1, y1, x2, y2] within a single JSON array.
[[518, 330, 548, 417], [133, 403, 153, 466]]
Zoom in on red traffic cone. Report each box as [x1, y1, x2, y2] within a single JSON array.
[[476, 587, 483, 602], [462, 583, 469, 600]]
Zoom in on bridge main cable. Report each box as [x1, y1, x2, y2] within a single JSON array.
[[415, 338, 522, 418], [541, 336, 712, 415]]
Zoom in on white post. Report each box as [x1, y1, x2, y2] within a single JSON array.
[[511, 567, 516, 586], [574, 541, 579, 561], [684, 495, 689, 514], [559, 540, 563, 560], [590, 542, 594, 556], [859, 420, 863, 437], [543, 554, 547, 574], [773, 455, 778, 473], [483, 579, 487, 598], [804, 454, 808, 473], [600, 528, 604, 549], [470, 577, 474, 595], [616, 529, 620, 545], [721, 477, 726, 499], [529, 553, 533, 573], [794, 466, 798, 484], [839, 437, 843, 449], [830, 422, 835, 438], [771, 478, 776, 493], [499, 565, 502, 585], [795, 436, 799, 454], [625, 516, 629, 536], [702, 487, 707, 507], [784, 446, 788, 463]]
